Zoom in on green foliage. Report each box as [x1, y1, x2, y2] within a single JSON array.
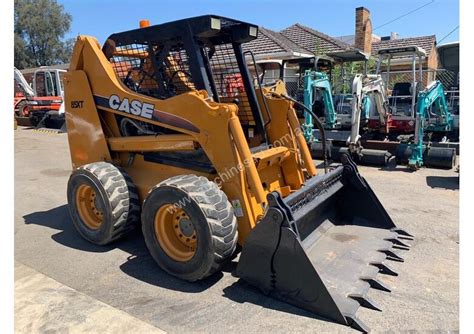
[[331, 57, 378, 94], [14, 0, 73, 69]]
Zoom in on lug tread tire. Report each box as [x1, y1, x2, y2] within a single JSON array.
[[15, 100, 28, 117], [68, 162, 140, 245], [146, 174, 238, 281]]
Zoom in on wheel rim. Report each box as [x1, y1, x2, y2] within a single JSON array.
[[20, 104, 29, 117], [75, 184, 104, 230], [155, 204, 197, 262]]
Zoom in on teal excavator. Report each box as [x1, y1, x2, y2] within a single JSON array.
[[302, 67, 393, 166], [406, 80, 454, 169], [302, 70, 337, 140]]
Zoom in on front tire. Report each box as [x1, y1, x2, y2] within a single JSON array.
[[142, 175, 238, 281]]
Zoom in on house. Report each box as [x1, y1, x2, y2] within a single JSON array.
[[247, 7, 440, 88], [371, 35, 438, 70], [280, 23, 355, 55], [242, 27, 313, 61], [241, 27, 329, 83], [279, 7, 439, 74]]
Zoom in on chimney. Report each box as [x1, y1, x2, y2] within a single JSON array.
[[354, 7, 372, 54]]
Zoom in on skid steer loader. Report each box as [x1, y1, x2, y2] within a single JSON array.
[[65, 16, 412, 332]]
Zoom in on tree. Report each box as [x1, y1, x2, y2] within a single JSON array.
[[14, 0, 73, 69], [330, 57, 378, 94]]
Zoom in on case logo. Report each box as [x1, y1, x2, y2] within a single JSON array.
[[108, 95, 154, 119]]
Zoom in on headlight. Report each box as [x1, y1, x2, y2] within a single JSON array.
[[51, 100, 62, 103], [249, 26, 258, 37], [28, 101, 38, 105]]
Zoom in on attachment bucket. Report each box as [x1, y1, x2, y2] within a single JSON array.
[[237, 154, 412, 332]]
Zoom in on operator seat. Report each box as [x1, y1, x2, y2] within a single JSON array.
[[390, 82, 419, 116]]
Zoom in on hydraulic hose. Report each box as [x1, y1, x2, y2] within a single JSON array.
[[271, 92, 329, 173]]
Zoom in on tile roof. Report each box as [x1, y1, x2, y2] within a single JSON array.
[[372, 35, 437, 57], [243, 27, 312, 58], [280, 23, 355, 55]]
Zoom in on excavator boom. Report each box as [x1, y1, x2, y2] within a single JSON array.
[[408, 80, 454, 168]]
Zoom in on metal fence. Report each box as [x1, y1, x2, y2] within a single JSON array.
[[261, 69, 459, 97], [261, 75, 303, 99], [260, 70, 459, 128], [380, 69, 459, 91]]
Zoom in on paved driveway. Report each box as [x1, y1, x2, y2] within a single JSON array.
[[15, 128, 459, 333]]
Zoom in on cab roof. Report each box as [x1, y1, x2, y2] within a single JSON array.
[[106, 15, 259, 47]]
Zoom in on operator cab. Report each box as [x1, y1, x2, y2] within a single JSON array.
[[285, 57, 332, 121], [254, 59, 283, 86], [256, 56, 332, 95], [334, 94, 353, 115], [389, 82, 420, 117], [102, 15, 267, 147], [328, 50, 370, 128], [33, 68, 66, 98], [375, 46, 426, 133], [255, 55, 333, 119]]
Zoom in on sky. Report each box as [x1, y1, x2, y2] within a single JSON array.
[[59, 0, 459, 46]]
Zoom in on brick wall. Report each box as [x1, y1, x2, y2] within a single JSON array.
[[355, 7, 372, 54], [427, 46, 439, 70]]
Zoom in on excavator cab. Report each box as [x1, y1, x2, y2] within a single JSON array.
[[375, 46, 426, 134], [65, 15, 411, 332], [255, 55, 333, 120], [390, 82, 419, 118]]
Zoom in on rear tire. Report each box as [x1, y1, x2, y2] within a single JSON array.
[[15, 100, 29, 117], [67, 162, 140, 245], [142, 174, 238, 281]]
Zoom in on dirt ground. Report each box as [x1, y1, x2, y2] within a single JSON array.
[[14, 127, 459, 333]]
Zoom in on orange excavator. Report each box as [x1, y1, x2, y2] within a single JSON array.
[[14, 66, 66, 129]]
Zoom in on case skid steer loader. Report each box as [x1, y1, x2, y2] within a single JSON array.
[[65, 16, 412, 332]]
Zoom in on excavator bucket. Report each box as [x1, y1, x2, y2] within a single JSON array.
[[237, 154, 412, 332]]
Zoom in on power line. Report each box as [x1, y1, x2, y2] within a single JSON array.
[[373, 0, 435, 31], [438, 26, 459, 44]]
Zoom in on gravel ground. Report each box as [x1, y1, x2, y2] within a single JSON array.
[[15, 127, 459, 333]]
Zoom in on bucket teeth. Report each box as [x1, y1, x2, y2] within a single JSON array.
[[361, 277, 391, 292], [378, 249, 404, 262], [391, 228, 414, 240], [393, 244, 410, 251], [344, 315, 370, 333], [385, 238, 411, 250], [370, 262, 398, 276], [348, 293, 382, 311]]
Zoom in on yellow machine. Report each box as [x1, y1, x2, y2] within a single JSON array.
[[65, 16, 412, 332]]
